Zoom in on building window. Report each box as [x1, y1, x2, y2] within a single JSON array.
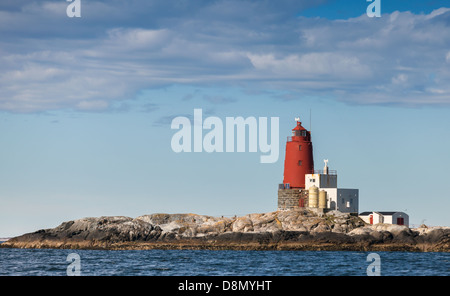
[[299, 145, 302, 151], [310, 178, 315, 182], [298, 160, 302, 166]]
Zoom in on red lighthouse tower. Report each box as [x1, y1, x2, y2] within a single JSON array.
[[283, 118, 314, 188]]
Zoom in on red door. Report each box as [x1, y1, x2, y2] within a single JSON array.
[[397, 217, 404, 225], [369, 215, 373, 224], [299, 199, 304, 208]]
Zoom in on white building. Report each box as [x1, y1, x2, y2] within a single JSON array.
[[359, 211, 409, 227], [304, 160, 359, 214]]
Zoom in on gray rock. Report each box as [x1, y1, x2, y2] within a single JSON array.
[[3, 211, 449, 252]]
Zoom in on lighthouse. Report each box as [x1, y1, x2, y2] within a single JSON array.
[[277, 117, 359, 214], [282, 118, 314, 188]]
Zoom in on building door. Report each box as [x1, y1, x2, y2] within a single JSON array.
[[299, 199, 304, 208], [397, 217, 404, 225], [369, 215, 373, 225]]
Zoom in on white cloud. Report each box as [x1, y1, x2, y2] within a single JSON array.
[[76, 100, 109, 111], [425, 7, 450, 19], [0, 2, 450, 112], [248, 52, 370, 79], [391, 74, 408, 85], [105, 28, 172, 50]]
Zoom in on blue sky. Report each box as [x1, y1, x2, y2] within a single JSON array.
[[1, 0, 450, 237], [300, 0, 450, 18]]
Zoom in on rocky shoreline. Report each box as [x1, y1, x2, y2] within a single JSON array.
[[2, 210, 449, 252]]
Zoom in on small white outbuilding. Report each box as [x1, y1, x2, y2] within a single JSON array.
[[304, 160, 359, 214], [359, 211, 409, 227]]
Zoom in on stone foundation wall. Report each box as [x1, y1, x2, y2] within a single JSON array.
[[278, 189, 309, 210]]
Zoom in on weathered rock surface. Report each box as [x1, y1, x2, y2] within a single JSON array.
[[2, 210, 449, 252]]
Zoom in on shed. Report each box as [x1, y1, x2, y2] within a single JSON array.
[[359, 211, 409, 227]]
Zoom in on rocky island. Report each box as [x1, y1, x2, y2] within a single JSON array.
[[1, 210, 449, 252]]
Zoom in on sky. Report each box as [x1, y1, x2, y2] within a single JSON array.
[[1, 0, 450, 237]]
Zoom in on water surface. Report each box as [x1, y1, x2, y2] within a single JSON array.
[[0, 248, 448, 276]]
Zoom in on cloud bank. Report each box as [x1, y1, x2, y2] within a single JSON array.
[[1, 1, 449, 112]]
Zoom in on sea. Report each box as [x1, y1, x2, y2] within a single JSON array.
[[0, 246, 448, 276]]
